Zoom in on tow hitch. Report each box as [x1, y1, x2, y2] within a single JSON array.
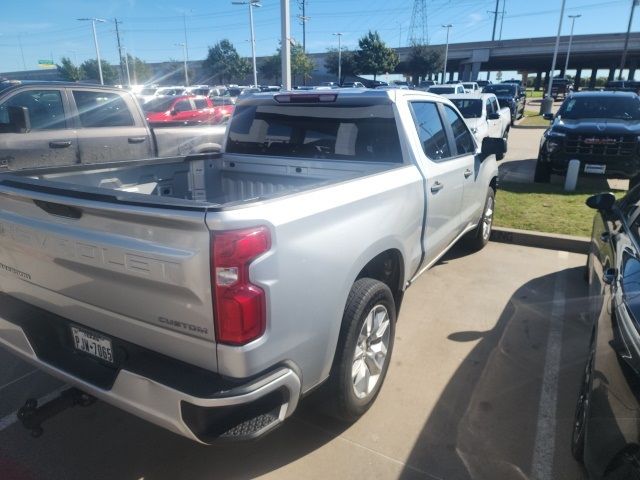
[[17, 388, 96, 438]]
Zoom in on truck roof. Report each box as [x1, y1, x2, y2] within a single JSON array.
[[0, 80, 128, 94], [235, 88, 448, 105], [568, 90, 638, 99], [445, 93, 495, 101]]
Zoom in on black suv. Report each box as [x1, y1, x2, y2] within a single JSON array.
[[482, 83, 526, 123], [534, 91, 640, 184]]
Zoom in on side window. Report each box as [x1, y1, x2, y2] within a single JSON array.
[[491, 98, 499, 113], [193, 98, 208, 110], [443, 104, 476, 155], [486, 99, 495, 115], [0, 90, 66, 130], [174, 100, 192, 112], [457, 86, 464, 94], [409, 102, 451, 161], [73, 91, 134, 128]]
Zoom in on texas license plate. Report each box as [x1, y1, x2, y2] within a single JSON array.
[[584, 164, 606, 174], [71, 326, 114, 364]]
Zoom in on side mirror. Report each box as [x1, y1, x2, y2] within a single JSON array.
[[487, 112, 501, 120], [543, 113, 554, 121], [586, 192, 616, 211], [481, 137, 507, 159], [8, 106, 31, 133]]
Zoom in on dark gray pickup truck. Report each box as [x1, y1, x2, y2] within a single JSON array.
[[0, 81, 226, 170]]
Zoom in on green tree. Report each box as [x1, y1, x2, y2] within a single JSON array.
[[324, 48, 359, 83], [406, 44, 442, 83], [125, 54, 152, 84], [203, 39, 251, 84], [291, 42, 314, 84], [259, 43, 314, 85], [259, 54, 281, 83], [57, 57, 82, 82], [354, 30, 398, 81], [80, 59, 118, 84]]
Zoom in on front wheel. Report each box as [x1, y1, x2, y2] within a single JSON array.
[[571, 348, 594, 462], [323, 278, 396, 422], [463, 187, 495, 251]]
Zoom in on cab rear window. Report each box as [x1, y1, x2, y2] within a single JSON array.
[[226, 104, 402, 162]]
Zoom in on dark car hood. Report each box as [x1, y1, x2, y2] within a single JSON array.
[[552, 118, 640, 135]]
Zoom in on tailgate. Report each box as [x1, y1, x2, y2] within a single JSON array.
[[0, 181, 217, 371]]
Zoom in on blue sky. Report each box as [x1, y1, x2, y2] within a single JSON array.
[[0, 0, 637, 72]]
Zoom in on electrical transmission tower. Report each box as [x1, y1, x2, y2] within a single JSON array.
[[408, 0, 429, 45]]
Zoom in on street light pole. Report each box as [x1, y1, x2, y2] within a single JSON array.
[[333, 33, 343, 84], [542, 0, 566, 114], [281, 0, 292, 89], [563, 14, 581, 76], [232, 1, 261, 87], [122, 47, 131, 86], [442, 24, 452, 84], [175, 43, 189, 86], [78, 18, 106, 85], [619, 0, 639, 80]]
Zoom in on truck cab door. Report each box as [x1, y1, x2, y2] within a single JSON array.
[[0, 88, 78, 170], [71, 89, 153, 164], [172, 99, 195, 124], [441, 104, 484, 231], [408, 101, 466, 265], [485, 97, 500, 138]]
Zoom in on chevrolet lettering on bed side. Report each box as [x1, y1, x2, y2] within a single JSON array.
[[158, 317, 209, 336], [0, 219, 184, 284]]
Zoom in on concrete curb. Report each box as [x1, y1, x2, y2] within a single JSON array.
[[513, 123, 548, 130], [491, 226, 589, 254]]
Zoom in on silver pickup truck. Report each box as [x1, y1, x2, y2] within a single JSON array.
[[0, 81, 225, 170], [0, 89, 504, 443]]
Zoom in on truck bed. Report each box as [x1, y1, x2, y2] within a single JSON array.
[[2, 153, 394, 209]]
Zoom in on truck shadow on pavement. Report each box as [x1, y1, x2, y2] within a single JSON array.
[[0, 258, 591, 480], [398, 264, 591, 480]]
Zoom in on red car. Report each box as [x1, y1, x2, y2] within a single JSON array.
[[143, 95, 232, 126]]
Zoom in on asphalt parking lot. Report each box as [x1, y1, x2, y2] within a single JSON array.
[[0, 242, 591, 480]]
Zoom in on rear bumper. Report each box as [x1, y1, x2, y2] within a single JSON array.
[[0, 295, 301, 444]]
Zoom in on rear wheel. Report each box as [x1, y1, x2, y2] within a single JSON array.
[[323, 278, 396, 421], [463, 188, 495, 251], [534, 157, 552, 183]]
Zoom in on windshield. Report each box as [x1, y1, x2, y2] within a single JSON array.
[[483, 85, 516, 96], [139, 88, 157, 96], [429, 87, 455, 94], [558, 95, 640, 120], [142, 97, 175, 113], [462, 83, 475, 89], [451, 99, 483, 118], [227, 103, 402, 162]]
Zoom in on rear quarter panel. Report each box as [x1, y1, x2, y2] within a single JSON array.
[[207, 165, 425, 391]]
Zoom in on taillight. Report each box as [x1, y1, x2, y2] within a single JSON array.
[[211, 227, 271, 345]]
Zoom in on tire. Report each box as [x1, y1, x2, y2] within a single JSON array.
[[496, 129, 509, 161], [463, 187, 495, 251], [323, 278, 396, 422], [534, 157, 552, 183], [572, 345, 594, 462]]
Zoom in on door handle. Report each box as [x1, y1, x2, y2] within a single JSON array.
[[128, 136, 147, 144], [431, 181, 444, 193], [464, 169, 473, 178], [49, 140, 72, 149]]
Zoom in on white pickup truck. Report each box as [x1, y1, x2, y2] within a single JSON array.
[[0, 89, 505, 443], [448, 93, 511, 160]]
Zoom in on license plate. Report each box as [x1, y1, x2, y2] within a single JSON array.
[[584, 164, 606, 174], [71, 326, 114, 364]]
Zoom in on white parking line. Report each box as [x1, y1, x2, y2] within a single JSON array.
[[0, 385, 67, 433], [0, 369, 37, 392], [530, 252, 568, 480]]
